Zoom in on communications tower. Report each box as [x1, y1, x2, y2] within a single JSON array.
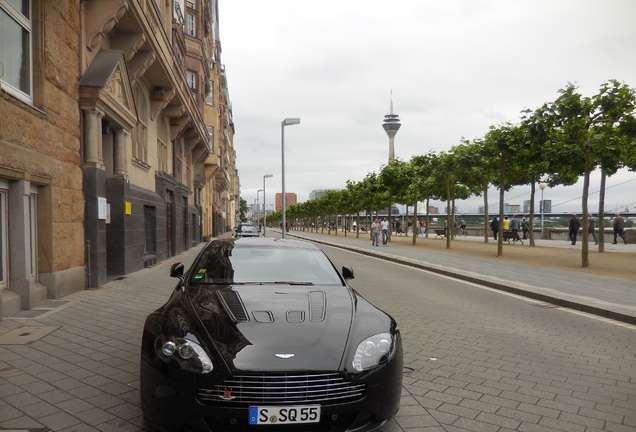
[[382, 95, 401, 162]]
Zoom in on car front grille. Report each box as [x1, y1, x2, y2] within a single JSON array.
[[197, 372, 366, 406]]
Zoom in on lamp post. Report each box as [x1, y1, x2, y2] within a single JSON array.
[[263, 174, 273, 236], [256, 189, 264, 228], [281, 118, 301, 238], [539, 182, 547, 239]]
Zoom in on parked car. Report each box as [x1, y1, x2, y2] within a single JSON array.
[[235, 223, 260, 238], [140, 237, 403, 432]]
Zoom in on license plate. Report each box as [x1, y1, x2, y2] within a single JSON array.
[[248, 405, 321, 425]]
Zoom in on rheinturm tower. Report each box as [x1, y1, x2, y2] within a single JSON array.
[[382, 96, 401, 162]]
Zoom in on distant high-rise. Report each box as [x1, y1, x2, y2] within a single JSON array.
[[382, 94, 401, 162], [276, 193, 297, 211]]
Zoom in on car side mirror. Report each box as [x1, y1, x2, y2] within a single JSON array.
[[170, 262, 185, 281], [342, 265, 354, 281]]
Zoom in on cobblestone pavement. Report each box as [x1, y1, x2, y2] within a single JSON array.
[[0, 234, 634, 431]]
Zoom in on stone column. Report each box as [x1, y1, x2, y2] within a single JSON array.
[[83, 108, 105, 168], [96, 110, 104, 165], [113, 128, 129, 176], [83, 109, 100, 165]]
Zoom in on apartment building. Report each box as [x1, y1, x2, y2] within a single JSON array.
[[0, 0, 238, 319]]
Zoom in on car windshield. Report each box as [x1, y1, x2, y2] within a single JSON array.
[[240, 226, 258, 233], [190, 241, 343, 286]]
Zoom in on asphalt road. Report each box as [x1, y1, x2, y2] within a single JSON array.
[[320, 244, 636, 432]]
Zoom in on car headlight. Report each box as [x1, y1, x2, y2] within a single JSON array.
[[155, 335, 213, 374], [352, 332, 394, 372]]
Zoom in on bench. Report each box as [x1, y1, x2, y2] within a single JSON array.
[[434, 228, 446, 239], [502, 231, 523, 245]]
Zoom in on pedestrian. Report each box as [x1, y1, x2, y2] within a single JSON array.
[[381, 217, 390, 245], [459, 219, 467, 236], [588, 214, 598, 245], [521, 217, 529, 240], [419, 219, 426, 236], [612, 213, 628, 244], [510, 215, 521, 236], [352, 220, 357, 232], [371, 218, 380, 246], [568, 213, 580, 245], [490, 216, 499, 240], [502, 216, 510, 232]]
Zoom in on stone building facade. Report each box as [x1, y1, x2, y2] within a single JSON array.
[[0, 0, 238, 319]]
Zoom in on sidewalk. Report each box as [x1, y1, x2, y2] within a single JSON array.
[[280, 229, 636, 325]]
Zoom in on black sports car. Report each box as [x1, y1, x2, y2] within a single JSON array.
[[140, 237, 402, 432]]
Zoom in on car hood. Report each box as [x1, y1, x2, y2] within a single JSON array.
[[188, 284, 354, 371]]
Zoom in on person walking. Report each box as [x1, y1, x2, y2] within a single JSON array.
[[371, 219, 380, 246], [588, 214, 598, 245], [569, 213, 580, 245], [612, 213, 628, 244], [490, 216, 499, 240], [419, 219, 426, 236], [380, 217, 390, 246], [510, 215, 521, 237], [521, 217, 529, 240]]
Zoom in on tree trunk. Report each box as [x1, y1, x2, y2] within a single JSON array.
[[598, 168, 606, 253], [412, 191, 418, 245], [497, 158, 505, 257], [581, 154, 591, 267], [529, 179, 536, 247], [445, 180, 451, 249], [388, 193, 392, 243], [483, 182, 489, 243], [425, 197, 430, 238]]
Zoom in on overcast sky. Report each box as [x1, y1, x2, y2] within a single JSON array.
[[218, 0, 636, 216]]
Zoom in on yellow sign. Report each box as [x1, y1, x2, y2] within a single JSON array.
[[125, 202, 132, 215]]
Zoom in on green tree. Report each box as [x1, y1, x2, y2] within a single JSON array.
[[239, 198, 249, 221], [530, 81, 636, 266], [409, 152, 436, 244]]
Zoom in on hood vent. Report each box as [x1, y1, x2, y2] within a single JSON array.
[[252, 311, 274, 323], [308, 291, 326, 322], [287, 310, 305, 323], [217, 291, 249, 322]]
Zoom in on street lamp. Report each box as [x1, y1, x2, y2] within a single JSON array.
[[539, 182, 547, 239], [257, 189, 264, 227], [281, 117, 300, 238], [263, 174, 273, 236]]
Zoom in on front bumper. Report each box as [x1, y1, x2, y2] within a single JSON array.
[[140, 355, 402, 432]]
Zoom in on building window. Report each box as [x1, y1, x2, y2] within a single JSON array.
[[0, 184, 7, 291], [206, 80, 214, 105], [133, 84, 148, 163], [186, 11, 196, 36], [206, 126, 214, 150], [175, 140, 183, 182], [186, 70, 197, 90], [186, 0, 195, 9], [158, 118, 169, 172], [0, 0, 32, 103]]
